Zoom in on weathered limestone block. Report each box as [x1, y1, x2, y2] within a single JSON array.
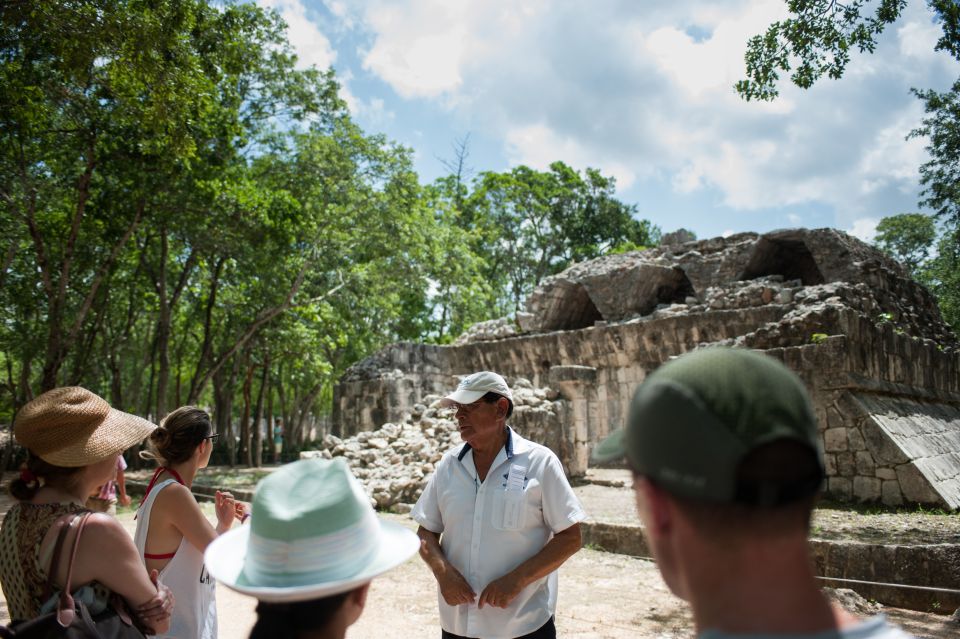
[[847, 428, 866, 451], [881, 480, 904, 506], [828, 477, 853, 500], [836, 453, 856, 477], [852, 476, 881, 502], [855, 451, 876, 476], [824, 428, 848, 452], [823, 453, 837, 476], [523, 276, 602, 331], [895, 462, 942, 504], [875, 467, 897, 480], [859, 415, 911, 466]]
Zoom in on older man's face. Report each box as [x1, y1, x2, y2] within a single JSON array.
[[454, 397, 506, 450]]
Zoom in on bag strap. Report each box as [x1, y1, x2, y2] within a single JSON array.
[[55, 511, 93, 627], [40, 514, 76, 604]]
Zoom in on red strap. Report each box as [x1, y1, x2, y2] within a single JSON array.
[[138, 466, 186, 558], [137, 466, 185, 510]]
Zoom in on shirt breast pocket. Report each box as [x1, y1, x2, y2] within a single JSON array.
[[491, 488, 528, 531]]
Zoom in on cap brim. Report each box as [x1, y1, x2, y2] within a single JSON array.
[[205, 519, 419, 603], [41, 408, 156, 467], [592, 428, 627, 463], [438, 389, 486, 407]]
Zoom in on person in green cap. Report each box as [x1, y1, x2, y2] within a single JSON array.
[[594, 347, 913, 639]]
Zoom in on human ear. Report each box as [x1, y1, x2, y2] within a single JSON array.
[[344, 583, 371, 626], [637, 478, 672, 538]]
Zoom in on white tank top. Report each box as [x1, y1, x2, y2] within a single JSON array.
[[134, 479, 218, 639]]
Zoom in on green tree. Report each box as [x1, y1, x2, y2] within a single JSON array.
[[875, 214, 959, 331], [462, 162, 659, 314], [735, 1, 960, 101], [875, 213, 937, 274]]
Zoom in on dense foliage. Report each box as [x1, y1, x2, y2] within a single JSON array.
[[0, 0, 657, 463], [739, 0, 960, 336]]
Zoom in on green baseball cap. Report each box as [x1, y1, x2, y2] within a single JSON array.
[[593, 348, 824, 505]]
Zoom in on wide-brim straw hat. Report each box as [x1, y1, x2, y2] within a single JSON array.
[[14, 387, 157, 467], [205, 458, 419, 603]]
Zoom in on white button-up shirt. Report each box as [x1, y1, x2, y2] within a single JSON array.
[[412, 427, 587, 639]]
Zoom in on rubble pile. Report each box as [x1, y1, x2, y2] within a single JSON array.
[[303, 379, 559, 510], [452, 317, 520, 345]]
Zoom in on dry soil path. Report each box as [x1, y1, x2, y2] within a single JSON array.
[[0, 483, 957, 638]]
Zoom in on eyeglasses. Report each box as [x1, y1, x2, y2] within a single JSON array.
[[453, 401, 484, 415], [204, 433, 220, 442]]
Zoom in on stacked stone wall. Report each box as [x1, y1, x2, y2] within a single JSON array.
[[332, 228, 960, 508]]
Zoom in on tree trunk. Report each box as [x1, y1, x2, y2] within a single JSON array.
[[240, 355, 253, 467], [155, 229, 170, 420], [266, 367, 275, 464], [212, 362, 236, 467], [252, 354, 268, 468], [187, 256, 224, 404]]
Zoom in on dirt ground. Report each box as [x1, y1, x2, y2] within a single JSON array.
[[0, 492, 957, 639]]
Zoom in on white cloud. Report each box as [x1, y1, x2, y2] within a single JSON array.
[[848, 218, 879, 243], [357, 0, 472, 99], [337, 71, 395, 125], [504, 123, 638, 191], [335, 0, 956, 230], [259, 0, 336, 70]]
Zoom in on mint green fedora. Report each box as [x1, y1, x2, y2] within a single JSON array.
[[205, 458, 418, 603]]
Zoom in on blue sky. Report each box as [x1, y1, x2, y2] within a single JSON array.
[[258, 0, 959, 242]]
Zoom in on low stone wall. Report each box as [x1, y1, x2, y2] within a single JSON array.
[[579, 520, 960, 612]]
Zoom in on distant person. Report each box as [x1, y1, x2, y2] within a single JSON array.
[[594, 348, 913, 638], [205, 457, 419, 639], [413, 372, 586, 639], [86, 453, 131, 515], [273, 418, 283, 462], [0, 387, 172, 633], [135, 406, 245, 639]]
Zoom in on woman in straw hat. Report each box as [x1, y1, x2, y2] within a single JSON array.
[[0, 386, 173, 633], [134, 405, 244, 639], [205, 457, 419, 639]]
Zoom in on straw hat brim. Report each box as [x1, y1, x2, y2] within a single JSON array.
[[35, 407, 156, 467], [205, 519, 419, 603]]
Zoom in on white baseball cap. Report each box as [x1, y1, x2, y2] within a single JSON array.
[[439, 371, 513, 407]]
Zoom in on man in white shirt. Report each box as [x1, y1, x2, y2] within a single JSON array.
[[413, 371, 586, 639], [593, 348, 914, 639]]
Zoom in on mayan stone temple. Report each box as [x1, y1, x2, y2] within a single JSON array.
[[332, 228, 960, 510]]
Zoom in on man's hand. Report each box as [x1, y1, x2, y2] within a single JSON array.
[[436, 560, 477, 606], [477, 573, 523, 609], [417, 528, 477, 606]]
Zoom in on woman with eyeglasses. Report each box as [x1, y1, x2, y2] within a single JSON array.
[[134, 406, 247, 639]]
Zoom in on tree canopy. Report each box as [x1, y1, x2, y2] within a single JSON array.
[[0, 0, 658, 463]]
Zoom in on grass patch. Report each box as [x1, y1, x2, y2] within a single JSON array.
[[815, 498, 955, 517]]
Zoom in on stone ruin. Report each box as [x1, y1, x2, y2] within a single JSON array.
[[328, 228, 960, 509], [301, 380, 560, 510]]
